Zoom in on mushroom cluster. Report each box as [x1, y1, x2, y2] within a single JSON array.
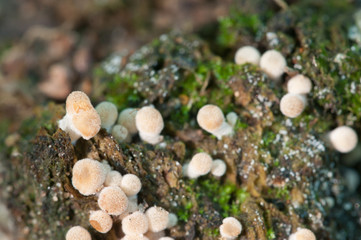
[[183, 152, 227, 179]]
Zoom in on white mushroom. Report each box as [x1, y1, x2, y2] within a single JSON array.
[[89, 210, 113, 233], [145, 206, 169, 233], [135, 106, 164, 144], [219, 217, 242, 240], [211, 159, 227, 177], [95, 101, 118, 131], [65, 226, 91, 240], [98, 186, 128, 215], [122, 211, 149, 236], [234, 46, 261, 65], [287, 74, 312, 94], [260, 50, 287, 80], [289, 228, 316, 240], [118, 108, 138, 135], [280, 93, 306, 118], [112, 124, 130, 143], [186, 153, 213, 179], [329, 126, 358, 153]]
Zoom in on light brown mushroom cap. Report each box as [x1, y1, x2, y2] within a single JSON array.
[[120, 174, 142, 196], [289, 228, 316, 240], [65, 226, 91, 240], [96, 101, 118, 130], [260, 50, 287, 80], [329, 126, 358, 153], [197, 105, 225, 132], [280, 93, 306, 118], [287, 74, 312, 94], [219, 217, 242, 239], [145, 206, 169, 232], [72, 108, 101, 140], [188, 153, 213, 178], [72, 158, 107, 196], [112, 125, 130, 142], [66, 91, 93, 115], [89, 210, 113, 233], [135, 107, 164, 135], [234, 46, 261, 65], [105, 170, 123, 187], [211, 159, 227, 177], [122, 211, 149, 236], [118, 108, 138, 134], [98, 186, 128, 215]]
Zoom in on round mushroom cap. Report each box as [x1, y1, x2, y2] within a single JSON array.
[[72, 158, 107, 196], [65, 226, 91, 240], [220, 217, 242, 239], [197, 105, 225, 132], [120, 174, 142, 196], [122, 211, 149, 236], [329, 126, 358, 153], [96, 101, 118, 130], [234, 46, 261, 65], [105, 170, 123, 187], [280, 93, 306, 118], [167, 213, 178, 228], [72, 108, 101, 139], [118, 108, 138, 134], [289, 228, 316, 240], [66, 91, 93, 115], [211, 159, 227, 177], [287, 74, 312, 94], [260, 50, 287, 80], [136, 106, 164, 135], [89, 210, 113, 233], [98, 186, 128, 215], [112, 125, 129, 142], [188, 153, 213, 178], [145, 206, 169, 232]]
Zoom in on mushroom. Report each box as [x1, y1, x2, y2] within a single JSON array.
[[95, 101, 118, 131], [234, 46, 261, 65], [121, 235, 149, 240], [186, 153, 213, 179], [65, 226, 91, 240], [72, 158, 107, 196], [280, 93, 306, 118], [226, 112, 238, 127], [122, 211, 149, 236], [328, 126, 358, 153], [58, 91, 101, 142], [120, 174, 142, 197], [112, 124, 130, 143], [118, 108, 138, 135], [197, 104, 233, 140], [145, 206, 169, 233], [219, 217, 242, 240], [135, 106, 164, 144], [104, 170, 123, 187], [211, 159, 227, 177], [89, 210, 113, 233], [289, 228, 316, 240], [98, 186, 128, 215], [167, 213, 178, 228], [287, 74, 312, 94], [260, 50, 287, 80]]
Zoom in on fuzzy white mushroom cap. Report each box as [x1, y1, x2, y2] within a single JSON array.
[[219, 217, 242, 239], [234, 46, 261, 65], [65, 226, 91, 240], [136, 106, 164, 144], [105, 170, 123, 187], [121, 174, 142, 196], [118, 108, 138, 134], [187, 153, 213, 178], [89, 210, 113, 233], [95, 101, 118, 131], [260, 50, 287, 80], [145, 206, 169, 233], [211, 159, 227, 177], [287, 75, 312, 94], [167, 213, 178, 228], [112, 125, 130, 142], [121, 235, 149, 240], [98, 186, 128, 215], [280, 93, 306, 118], [226, 112, 238, 127], [289, 228, 316, 240], [329, 126, 358, 153], [72, 158, 107, 196], [122, 211, 149, 236]]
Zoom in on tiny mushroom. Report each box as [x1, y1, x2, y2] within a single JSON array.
[[135, 106, 164, 144], [58, 91, 101, 142], [226, 112, 238, 127], [145, 206, 169, 233], [65, 226, 91, 240], [211, 159, 227, 177], [289, 228, 316, 240], [167, 213, 178, 228], [122, 211, 149, 236], [280, 93, 306, 118], [104, 170, 123, 187], [197, 104, 233, 140], [72, 158, 107, 196], [234, 46, 261, 65], [186, 153, 213, 179], [89, 210, 113, 233], [98, 186, 128, 215], [260, 50, 287, 80], [118, 108, 138, 135], [287, 74, 312, 94], [95, 101, 118, 131], [219, 217, 242, 240], [329, 126, 358, 153], [112, 124, 130, 142], [120, 174, 142, 196]]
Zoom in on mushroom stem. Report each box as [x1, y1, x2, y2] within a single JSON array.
[[58, 114, 82, 142], [211, 122, 234, 140], [139, 132, 164, 145]]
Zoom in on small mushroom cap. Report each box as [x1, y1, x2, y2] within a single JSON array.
[[145, 206, 169, 232], [72, 109, 101, 139], [118, 108, 138, 134], [136, 106, 164, 135], [65, 226, 91, 240], [167, 213, 178, 228], [287, 74, 312, 94], [112, 125, 130, 142], [105, 170, 123, 187], [121, 174, 142, 196], [96, 101, 118, 130], [72, 158, 107, 196], [66, 91, 93, 115], [329, 126, 358, 153], [220, 217, 242, 239], [211, 159, 227, 177], [260, 50, 287, 80], [188, 153, 213, 178], [234, 46, 261, 65], [197, 105, 225, 132], [280, 93, 306, 118], [122, 211, 149, 236], [289, 228, 316, 240], [89, 210, 113, 233], [98, 186, 128, 215]]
